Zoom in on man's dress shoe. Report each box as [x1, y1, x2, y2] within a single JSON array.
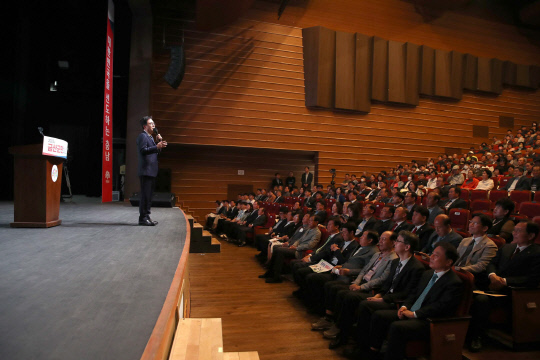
[[139, 218, 155, 226]]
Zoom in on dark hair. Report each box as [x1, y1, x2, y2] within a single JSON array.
[[388, 231, 398, 242], [364, 230, 380, 245], [343, 221, 357, 234], [428, 192, 441, 202], [275, 172, 280, 176], [365, 203, 376, 212], [393, 192, 405, 201], [349, 202, 362, 221], [398, 231, 419, 253], [140, 116, 152, 129], [436, 241, 459, 266], [521, 220, 540, 239], [312, 215, 321, 223], [413, 205, 430, 219], [333, 202, 343, 214], [246, 203, 253, 211], [483, 169, 492, 178], [316, 200, 326, 208], [472, 213, 493, 231], [406, 191, 418, 200], [383, 205, 396, 215], [494, 198, 515, 215], [328, 216, 342, 229], [260, 207, 267, 214], [279, 206, 288, 213], [449, 185, 461, 195]]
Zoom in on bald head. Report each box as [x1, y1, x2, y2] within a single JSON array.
[[433, 214, 452, 238]]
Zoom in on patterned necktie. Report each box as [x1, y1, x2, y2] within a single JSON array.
[[412, 227, 418, 234], [456, 240, 475, 266], [389, 261, 403, 293], [410, 272, 438, 312], [511, 247, 521, 260]]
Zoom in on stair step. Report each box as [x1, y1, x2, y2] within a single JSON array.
[[185, 214, 194, 228], [223, 352, 260, 360], [210, 238, 221, 253], [191, 223, 204, 238], [169, 318, 223, 360]]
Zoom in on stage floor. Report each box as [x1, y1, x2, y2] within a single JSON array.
[[0, 196, 186, 360]]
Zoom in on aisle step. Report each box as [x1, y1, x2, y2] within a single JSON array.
[[223, 352, 260, 360], [169, 318, 223, 360]]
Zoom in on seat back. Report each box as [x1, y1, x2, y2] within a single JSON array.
[[491, 177, 499, 189], [498, 177, 512, 190], [519, 202, 540, 219], [488, 236, 506, 249], [470, 190, 488, 201], [535, 192, 540, 202], [489, 190, 508, 205], [448, 209, 470, 232], [510, 191, 532, 209], [453, 269, 475, 316], [373, 201, 385, 217], [534, 216, 540, 244], [460, 189, 470, 200], [470, 200, 491, 213]]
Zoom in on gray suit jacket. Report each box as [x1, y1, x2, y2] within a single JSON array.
[[352, 251, 398, 291], [340, 244, 380, 280], [455, 235, 498, 274], [427, 206, 445, 225], [293, 227, 321, 255], [421, 229, 463, 254]]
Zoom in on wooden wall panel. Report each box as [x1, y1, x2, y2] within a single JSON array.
[[405, 43, 420, 105], [420, 45, 435, 96], [335, 31, 356, 110], [434, 49, 452, 98], [450, 51, 464, 99], [150, 0, 540, 217], [354, 34, 373, 112], [477, 57, 493, 93], [463, 54, 478, 90], [372, 37, 389, 102], [388, 40, 406, 104]]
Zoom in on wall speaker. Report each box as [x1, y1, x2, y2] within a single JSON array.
[[163, 45, 185, 89]]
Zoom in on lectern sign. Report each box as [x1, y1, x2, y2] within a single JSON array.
[[42, 136, 68, 159], [102, 0, 114, 203]]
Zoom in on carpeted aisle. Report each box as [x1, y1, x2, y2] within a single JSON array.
[[0, 197, 186, 360]]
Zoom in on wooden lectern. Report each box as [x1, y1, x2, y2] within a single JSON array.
[[9, 144, 64, 228]]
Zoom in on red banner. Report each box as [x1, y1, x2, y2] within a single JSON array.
[[102, 0, 114, 202]]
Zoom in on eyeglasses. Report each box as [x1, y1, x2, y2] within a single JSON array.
[[395, 240, 405, 244], [469, 221, 482, 225]]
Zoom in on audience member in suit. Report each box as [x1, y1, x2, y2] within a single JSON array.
[[303, 189, 316, 209], [487, 197, 515, 243], [261, 212, 309, 262], [454, 213, 498, 279], [442, 186, 468, 211], [205, 200, 229, 229], [410, 206, 435, 250], [254, 207, 289, 254], [312, 201, 327, 224], [468, 221, 540, 352], [420, 214, 463, 255], [376, 206, 395, 235], [292, 217, 350, 294], [285, 171, 296, 188], [260, 215, 322, 283], [349, 242, 462, 360], [302, 228, 380, 313], [311, 231, 398, 338], [329, 231, 426, 349], [301, 166, 313, 189], [502, 166, 531, 191], [226, 202, 259, 240], [273, 190, 284, 203], [375, 188, 392, 204], [530, 165, 540, 191], [271, 173, 283, 189], [403, 192, 417, 220], [390, 192, 404, 208], [390, 207, 414, 233], [425, 192, 444, 225], [354, 203, 380, 237], [222, 202, 251, 238], [137, 116, 167, 226], [236, 206, 268, 247]]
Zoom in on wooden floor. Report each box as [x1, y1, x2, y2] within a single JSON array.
[[189, 238, 540, 360]]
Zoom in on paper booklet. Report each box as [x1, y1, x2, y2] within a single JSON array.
[[309, 259, 334, 273]]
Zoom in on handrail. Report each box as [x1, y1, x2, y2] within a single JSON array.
[[140, 208, 191, 360]]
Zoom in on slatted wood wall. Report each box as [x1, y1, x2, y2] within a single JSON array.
[[151, 0, 540, 219]]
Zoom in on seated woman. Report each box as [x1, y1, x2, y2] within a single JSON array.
[[475, 169, 494, 191], [461, 169, 480, 190]]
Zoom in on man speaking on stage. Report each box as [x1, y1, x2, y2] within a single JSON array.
[[137, 116, 167, 226]]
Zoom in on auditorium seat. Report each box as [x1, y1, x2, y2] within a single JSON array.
[[489, 190, 508, 205], [460, 189, 470, 200], [510, 191, 532, 209], [448, 209, 470, 232], [488, 236, 506, 249], [535, 192, 540, 202], [470, 190, 488, 201], [470, 200, 491, 213], [254, 214, 276, 236], [404, 269, 474, 360], [373, 202, 384, 217], [491, 177, 499, 190], [497, 177, 512, 190], [518, 202, 540, 219]]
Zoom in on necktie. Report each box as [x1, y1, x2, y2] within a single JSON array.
[[389, 261, 403, 293], [392, 223, 398, 231], [511, 247, 521, 260], [412, 227, 418, 234], [432, 236, 442, 249], [410, 272, 438, 312], [316, 234, 334, 254], [456, 240, 475, 266]]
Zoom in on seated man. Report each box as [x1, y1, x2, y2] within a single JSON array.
[[355, 204, 380, 237], [327, 231, 425, 349], [236, 205, 267, 247], [390, 207, 414, 233], [222, 202, 251, 239], [227, 202, 260, 241], [420, 214, 463, 255], [259, 215, 322, 283], [403, 192, 417, 219], [348, 242, 463, 360], [410, 206, 435, 250], [262, 212, 309, 263], [425, 192, 444, 225], [302, 229, 380, 311], [454, 213, 498, 284], [448, 165, 465, 186], [502, 166, 531, 191], [313, 200, 328, 224], [254, 207, 289, 255], [468, 220, 540, 351], [376, 206, 395, 235], [487, 197, 515, 243], [205, 200, 228, 230], [441, 185, 468, 211], [310, 231, 397, 337]]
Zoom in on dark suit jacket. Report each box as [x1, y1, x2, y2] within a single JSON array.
[[137, 132, 159, 177], [270, 218, 288, 235], [331, 241, 360, 265], [314, 210, 327, 224], [301, 172, 313, 188], [427, 206, 444, 224], [403, 269, 463, 319], [421, 230, 463, 254], [281, 221, 301, 238], [379, 256, 426, 304], [486, 243, 540, 288], [377, 219, 394, 235], [356, 217, 379, 236], [392, 221, 414, 233], [310, 233, 344, 263], [503, 176, 531, 191], [273, 196, 284, 203], [271, 178, 283, 188], [250, 214, 267, 227], [412, 223, 435, 250], [243, 210, 259, 225], [304, 197, 316, 209], [443, 198, 468, 211], [341, 245, 380, 279]]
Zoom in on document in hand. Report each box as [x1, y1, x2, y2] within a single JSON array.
[[309, 259, 334, 273]]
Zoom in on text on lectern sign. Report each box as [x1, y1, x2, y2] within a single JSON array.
[[42, 136, 68, 159]]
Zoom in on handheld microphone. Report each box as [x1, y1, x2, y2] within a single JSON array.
[[153, 128, 159, 136]]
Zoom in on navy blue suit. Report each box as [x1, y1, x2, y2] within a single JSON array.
[[137, 131, 160, 220]]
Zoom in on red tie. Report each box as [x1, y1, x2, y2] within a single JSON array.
[[412, 227, 417, 234], [392, 223, 398, 231]]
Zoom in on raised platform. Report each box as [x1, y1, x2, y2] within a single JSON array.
[[0, 196, 187, 360]]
